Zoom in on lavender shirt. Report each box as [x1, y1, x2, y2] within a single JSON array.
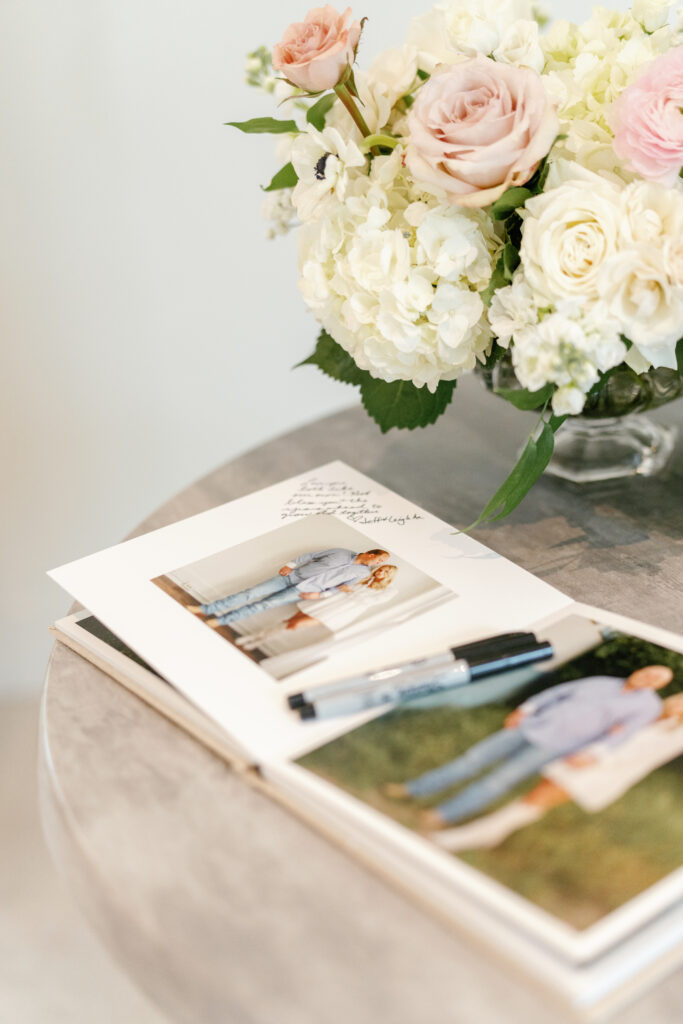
[[517, 676, 663, 757], [285, 548, 372, 592]]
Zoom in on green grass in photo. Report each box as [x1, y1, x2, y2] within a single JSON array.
[[298, 633, 683, 928]]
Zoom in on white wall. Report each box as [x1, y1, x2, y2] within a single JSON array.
[[1, 0, 597, 695]]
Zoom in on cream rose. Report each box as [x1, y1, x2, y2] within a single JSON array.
[[405, 56, 558, 209], [597, 247, 683, 368], [519, 178, 623, 303], [273, 6, 361, 93]]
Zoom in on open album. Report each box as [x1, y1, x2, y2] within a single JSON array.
[[48, 461, 683, 1017]]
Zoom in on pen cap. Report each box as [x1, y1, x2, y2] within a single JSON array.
[[450, 632, 536, 661], [468, 640, 554, 680]]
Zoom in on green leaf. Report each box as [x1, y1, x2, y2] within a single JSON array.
[[490, 187, 533, 220], [306, 93, 336, 131], [503, 242, 520, 281], [468, 422, 555, 528], [360, 377, 457, 433], [297, 330, 458, 431], [495, 384, 553, 410], [676, 338, 683, 374], [262, 161, 298, 192], [481, 242, 520, 307], [341, 66, 361, 99], [226, 117, 299, 134], [416, 69, 430, 80], [296, 330, 365, 386], [481, 343, 507, 373], [467, 414, 565, 529], [481, 252, 508, 308]]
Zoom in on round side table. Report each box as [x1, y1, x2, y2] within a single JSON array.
[[40, 378, 683, 1023]]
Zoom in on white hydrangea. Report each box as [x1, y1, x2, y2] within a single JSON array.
[[255, 4, 683, 411], [631, 0, 673, 33], [261, 189, 297, 238], [489, 277, 539, 345], [511, 303, 627, 414], [541, 7, 678, 178], [297, 146, 498, 391], [407, 0, 538, 72], [493, 21, 545, 74]]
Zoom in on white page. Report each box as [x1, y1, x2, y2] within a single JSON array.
[[48, 460, 573, 763]]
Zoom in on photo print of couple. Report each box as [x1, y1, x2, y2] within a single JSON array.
[[152, 514, 454, 680], [299, 617, 683, 931]]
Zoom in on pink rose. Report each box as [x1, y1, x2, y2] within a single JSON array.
[[610, 47, 683, 187], [273, 6, 362, 94], [405, 56, 558, 209]]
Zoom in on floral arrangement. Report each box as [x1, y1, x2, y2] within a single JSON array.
[[231, 2, 683, 522]]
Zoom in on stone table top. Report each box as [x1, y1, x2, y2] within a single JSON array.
[[40, 376, 683, 1024]]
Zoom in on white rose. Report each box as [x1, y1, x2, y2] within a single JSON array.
[[493, 21, 545, 73], [631, 0, 673, 33], [619, 180, 683, 249], [520, 176, 623, 303], [664, 238, 683, 286], [597, 246, 683, 368], [488, 278, 539, 344]]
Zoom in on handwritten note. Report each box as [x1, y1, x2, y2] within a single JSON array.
[[281, 478, 423, 527]]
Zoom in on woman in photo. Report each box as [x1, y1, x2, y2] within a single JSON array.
[[432, 692, 683, 853], [235, 564, 399, 650]]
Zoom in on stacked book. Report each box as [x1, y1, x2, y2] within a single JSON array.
[[49, 462, 683, 1017]]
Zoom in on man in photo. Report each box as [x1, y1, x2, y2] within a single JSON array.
[[385, 666, 673, 830], [432, 692, 683, 852], [189, 548, 390, 626]]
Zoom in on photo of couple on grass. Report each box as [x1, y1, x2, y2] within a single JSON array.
[[299, 624, 683, 929], [153, 515, 453, 679]]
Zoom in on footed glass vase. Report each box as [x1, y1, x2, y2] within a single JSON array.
[[484, 358, 682, 484]]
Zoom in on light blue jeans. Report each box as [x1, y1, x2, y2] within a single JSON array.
[[406, 728, 552, 825], [213, 585, 305, 625], [201, 574, 291, 616]]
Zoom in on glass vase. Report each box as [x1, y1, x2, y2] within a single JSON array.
[[483, 357, 682, 484]]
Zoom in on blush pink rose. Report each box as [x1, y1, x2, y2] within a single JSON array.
[[405, 56, 558, 209], [610, 47, 683, 187], [272, 6, 362, 94]]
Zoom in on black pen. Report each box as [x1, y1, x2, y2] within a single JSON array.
[[288, 631, 536, 710], [298, 640, 554, 720]]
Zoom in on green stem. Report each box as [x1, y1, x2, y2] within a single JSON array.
[[333, 82, 372, 137], [360, 133, 400, 153]]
